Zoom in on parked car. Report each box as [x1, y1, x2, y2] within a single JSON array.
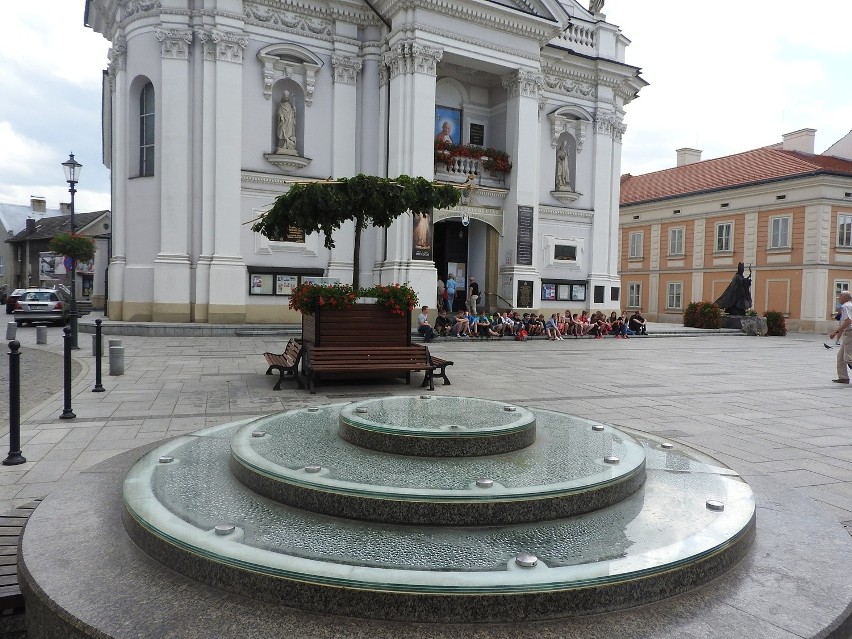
[[12, 288, 71, 326], [5, 289, 26, 315]]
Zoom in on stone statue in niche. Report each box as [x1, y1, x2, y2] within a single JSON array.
[[589, 0, 605, 14], [555, 141, 572, 192], [276, 90, 297, 155]]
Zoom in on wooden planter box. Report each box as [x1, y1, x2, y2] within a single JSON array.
[[302, 304, 412, 347]]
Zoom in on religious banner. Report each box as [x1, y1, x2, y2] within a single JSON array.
[[412, 210, 433, 261]]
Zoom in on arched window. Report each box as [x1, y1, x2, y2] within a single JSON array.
[[139, 82, 155, 176]]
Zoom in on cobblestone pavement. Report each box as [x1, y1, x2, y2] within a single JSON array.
[[0, 321, 850, 535]]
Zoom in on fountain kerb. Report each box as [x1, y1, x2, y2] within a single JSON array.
[[122, 395, 756, 623]]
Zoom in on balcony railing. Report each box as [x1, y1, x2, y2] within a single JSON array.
[[434, 141, 511, 187]]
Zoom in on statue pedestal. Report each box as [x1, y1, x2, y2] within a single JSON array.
[[720, 315, 745, 330], [264, 153, 312, 173], [550, 189, 581, 205]]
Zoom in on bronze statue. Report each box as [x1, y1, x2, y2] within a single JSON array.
[[715, 262, 752, 315]]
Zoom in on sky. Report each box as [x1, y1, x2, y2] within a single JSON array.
[[0, 1, 850, 213]]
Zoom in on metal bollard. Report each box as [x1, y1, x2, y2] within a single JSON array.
[[3, 341, 26, 465], [93, 319, 104, 392], [36, 326, 47, 345], [6, 322, 16, 341], [91, 334, 97, 356], [59, 327, 76, 419], [109, 345, 124, 376]]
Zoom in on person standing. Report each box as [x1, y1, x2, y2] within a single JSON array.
[[445, 274, 457, 312], [417, 305, 436, 343], [830, 290, 852, 384], [467, 276, 480, 314], [436, 279, 445, 312]]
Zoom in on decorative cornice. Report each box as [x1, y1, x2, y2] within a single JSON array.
[[332, 55, 362, 85], [125, 0, 161, 20], [243, 3, 333, 37], [107, 34, 127, 84], [383, 42, 442, 79], [155, 28, 193, 60], [538, 205, 594, 222], [388, 23, 538, 63], [542, 73, 596, 99], [502, 69, 543, 99]]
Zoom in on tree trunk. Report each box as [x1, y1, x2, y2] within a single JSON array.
[[352, 217, 363, 291]]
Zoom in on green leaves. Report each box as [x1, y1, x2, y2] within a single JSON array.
[[49, 233, 96, 263], [251, 174, 461, 249]]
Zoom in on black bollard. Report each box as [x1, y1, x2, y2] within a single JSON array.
[[59, 327, 76, 420], [3, 341, 25, 465], [92, 319, 104, 392]]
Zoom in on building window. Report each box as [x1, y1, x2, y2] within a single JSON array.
[[668, 227, 684, 256], [628, 231, 643, 258], [554, 245, 577, 261], [770, 216, 791, 249], [839, 214, 852, 248], [628, 283, 641, 308], [139, 82, 155, 177], [715, 222, 732, 252], [666, 282, 683, 310], [610, 286, 620, 302]]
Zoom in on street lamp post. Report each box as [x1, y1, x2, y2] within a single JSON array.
[[62, 153, 82, 350]]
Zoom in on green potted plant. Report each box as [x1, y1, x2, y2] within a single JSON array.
[[49, 233, 96, 263]]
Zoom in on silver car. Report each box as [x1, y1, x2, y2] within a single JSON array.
[[12, 288, 71, 326]]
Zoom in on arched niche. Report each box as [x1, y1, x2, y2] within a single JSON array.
[[547, 105, 592, 151], [258, 43, 323, 105], [271, 81, 305, 157]]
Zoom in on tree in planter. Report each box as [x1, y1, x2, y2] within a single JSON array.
[[251, 174, 460, 290]]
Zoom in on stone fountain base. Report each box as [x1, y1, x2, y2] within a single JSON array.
[[20, 446, 852, 639]]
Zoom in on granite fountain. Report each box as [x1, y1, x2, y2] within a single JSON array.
[[18, 396, 852, 638]]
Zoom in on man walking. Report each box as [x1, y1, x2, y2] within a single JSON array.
[[830, 290, 852, 384]]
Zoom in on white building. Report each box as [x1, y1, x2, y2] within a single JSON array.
[[85, 0, 646, 323]]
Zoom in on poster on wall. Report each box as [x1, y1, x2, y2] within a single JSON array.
[[541, 283, 556, 301], [435, 106, 462, 145], [571, 284, 586, 301], [412, 210, 433, 261], [250, 274, 274, 295], [276, 275, 297, 295]]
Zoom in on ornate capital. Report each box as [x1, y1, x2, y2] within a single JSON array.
[[502, 69, 543, 99], [199, 29, 248, 64], [156, 28, 193, 60], [382, 42, 442, 79], [126, 0, 161, 19], [594, 113, 626, 141], [107, 36, 127, 88], [332, 55, 362, 85]]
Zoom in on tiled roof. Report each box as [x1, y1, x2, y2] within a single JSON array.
[[6, 210, 110, 243], [620, 148, 852, 206]]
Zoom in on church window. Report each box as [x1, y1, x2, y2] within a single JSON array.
[[139, 82, 155, 177]]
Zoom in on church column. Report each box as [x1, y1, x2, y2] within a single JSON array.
[[379, 41, 442, 304], [107, 36, 127, 319], [587, 109, 622, 310], [199, 27, 248, 323], [152, 27, 193, 322], [326, 44, 362, 284], [500, 69, 542, 309]]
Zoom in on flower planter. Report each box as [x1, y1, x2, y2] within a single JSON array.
[[302, 304, 412, 347]]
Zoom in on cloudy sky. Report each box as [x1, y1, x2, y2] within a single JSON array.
[[1, 1, 850, 212]]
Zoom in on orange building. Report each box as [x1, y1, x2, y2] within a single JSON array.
[[619, 129, 852, 333]]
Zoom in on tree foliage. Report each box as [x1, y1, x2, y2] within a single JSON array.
[[251, 174, 460, 250], [49, 233, 96, 263]]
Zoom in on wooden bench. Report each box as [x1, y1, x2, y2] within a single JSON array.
[[303, 345, 434, 394], [424, 355, 454, 387], [263, 338, 304, 390], [0, 499, 41, 615]]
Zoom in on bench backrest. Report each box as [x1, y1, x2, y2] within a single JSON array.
[[308, 346, 430, 366]]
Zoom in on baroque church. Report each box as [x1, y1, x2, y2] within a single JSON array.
[[84, 0, 646, 323]]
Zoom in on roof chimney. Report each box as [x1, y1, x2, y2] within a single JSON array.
[[782, 128, 816, 154], [30, 196, 46, 213], [60, 203, 71, 214], [25, 218, 36, 233], [676, 148, 702, 167]]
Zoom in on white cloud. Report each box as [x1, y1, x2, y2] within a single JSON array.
[[0, 122, 55, 178]]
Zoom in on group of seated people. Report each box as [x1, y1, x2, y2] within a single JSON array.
[[430, 308, 647, 340]]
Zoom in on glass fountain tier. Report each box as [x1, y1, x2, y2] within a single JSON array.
[[123, 397, 755, 624]]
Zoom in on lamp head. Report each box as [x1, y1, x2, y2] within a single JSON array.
[[62, 153, 83, 184]]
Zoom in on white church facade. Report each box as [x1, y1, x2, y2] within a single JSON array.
[[85, 0, 646, 323]]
